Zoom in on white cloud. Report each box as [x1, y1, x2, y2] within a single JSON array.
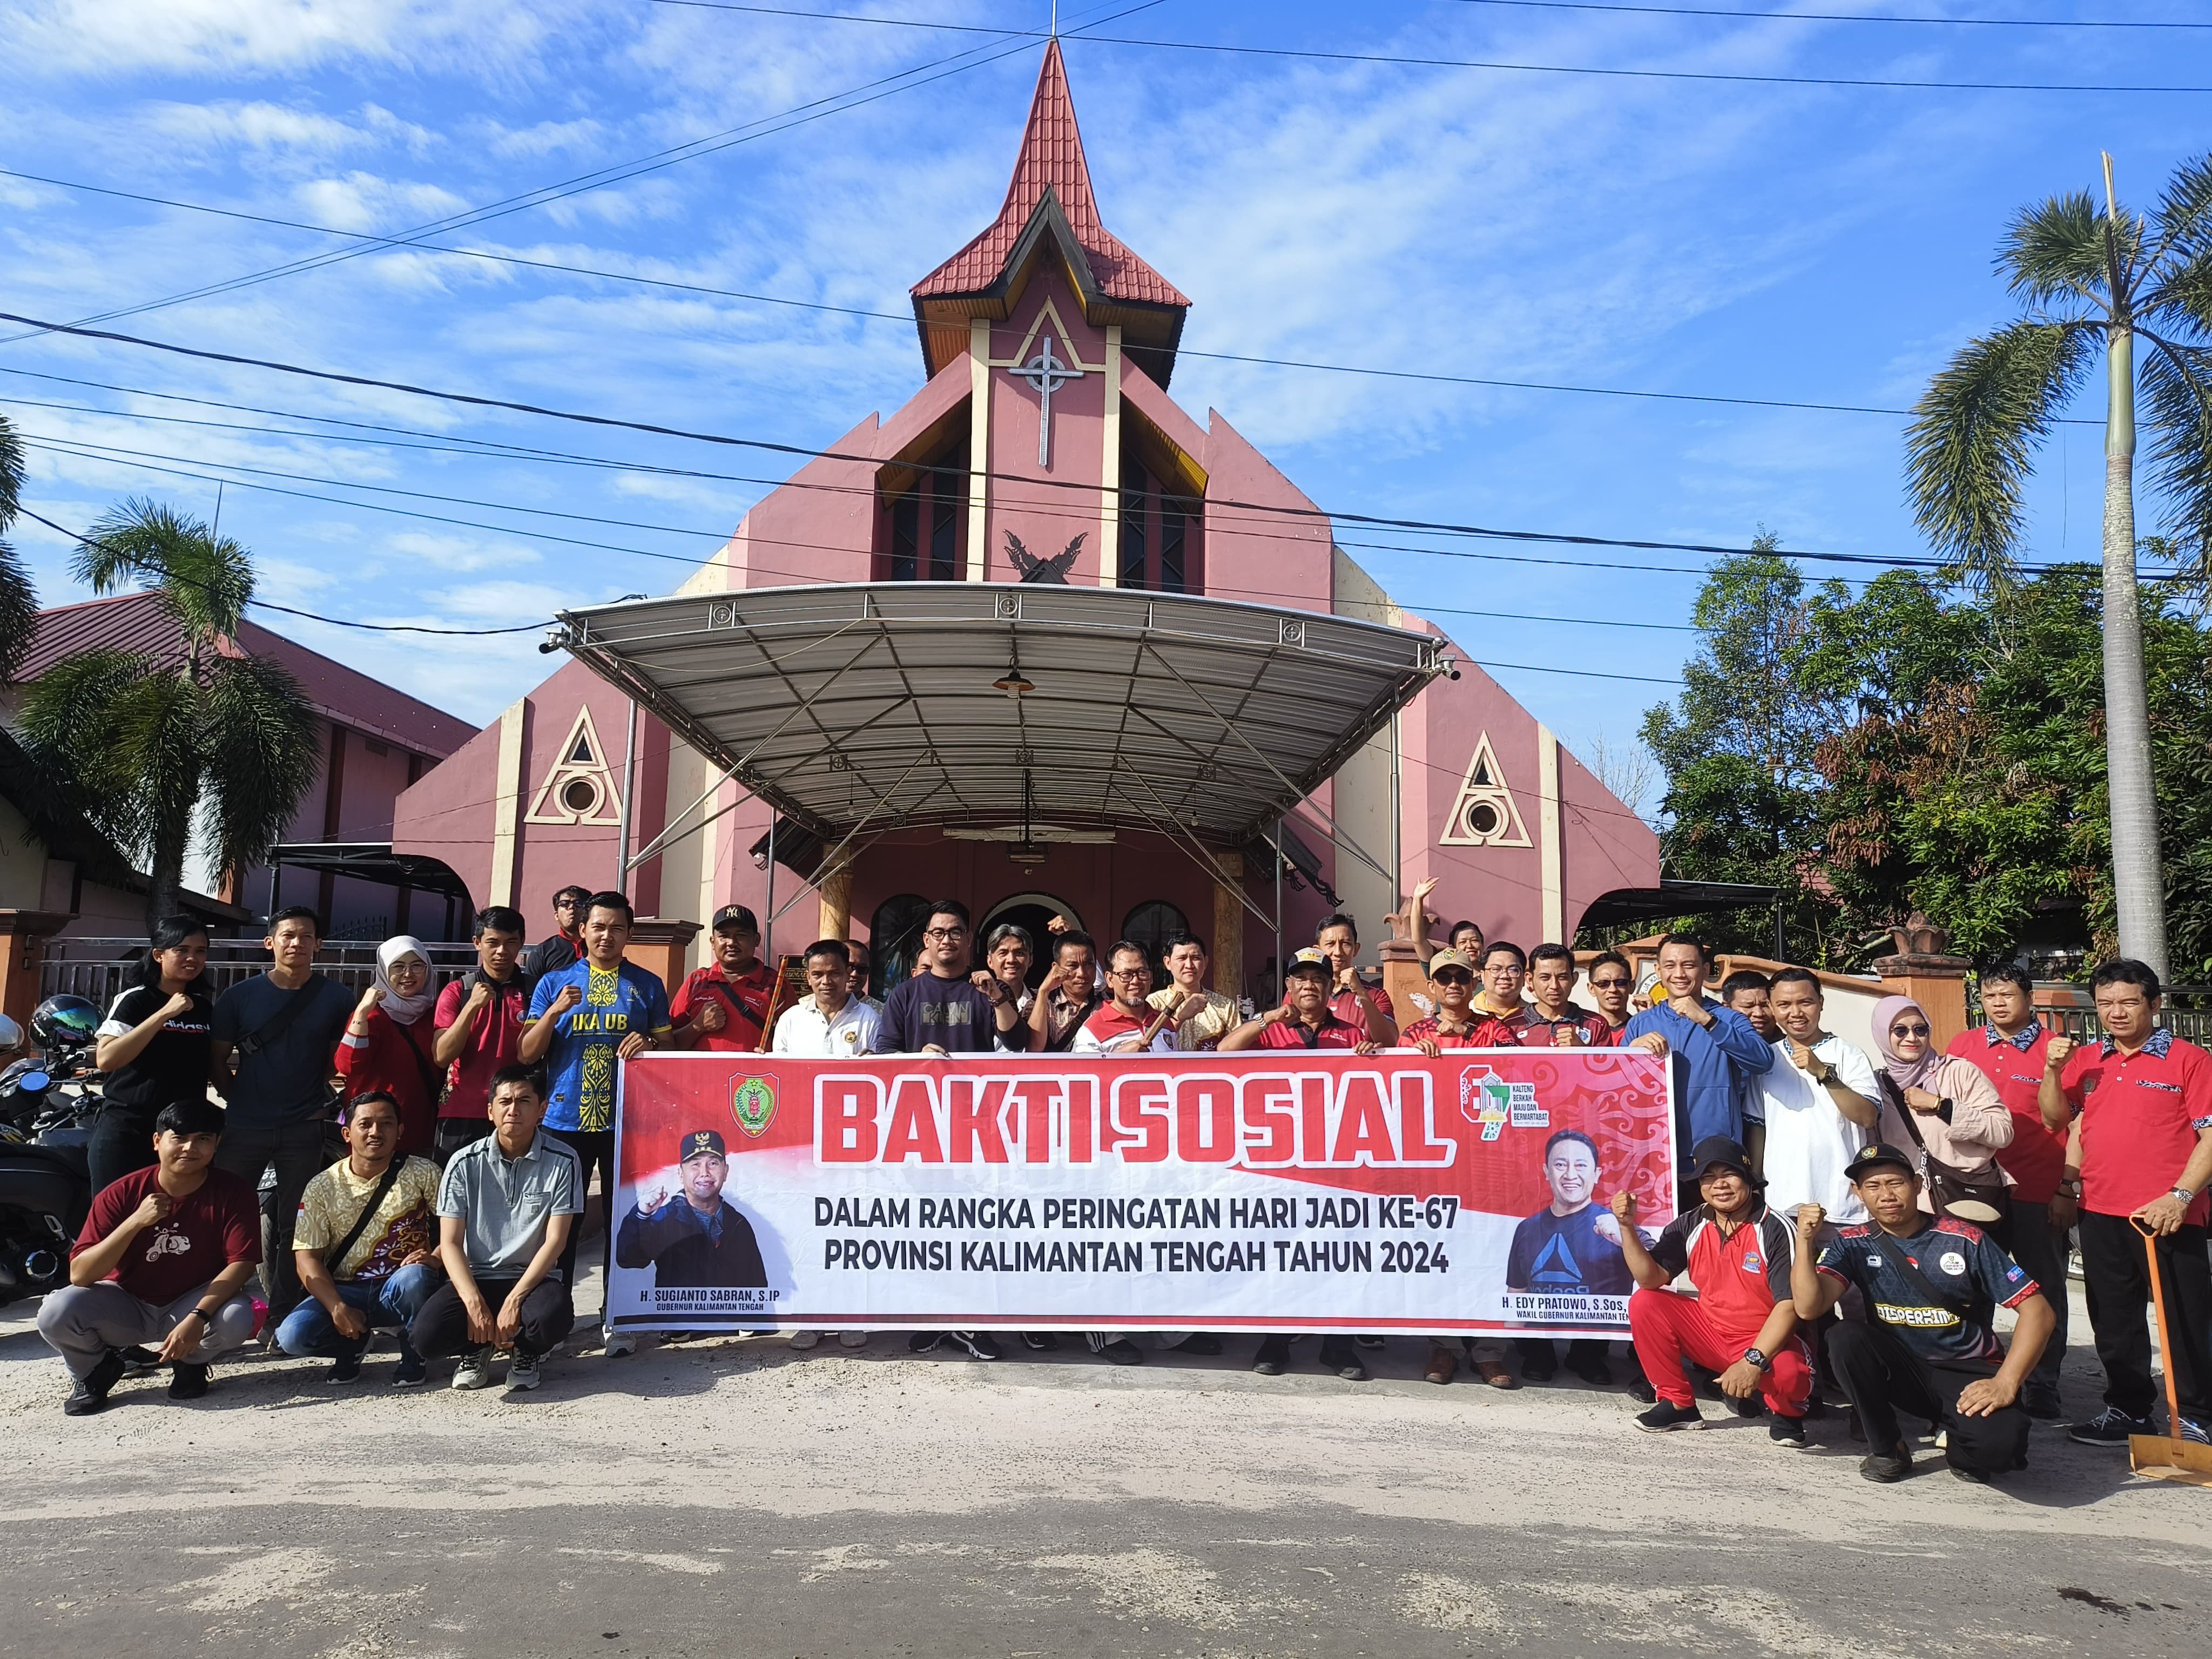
[[387, 530, 541, 571], [294, 171, 471, 233], [485, 117, 606, 159], [143, 100, 369, 157]]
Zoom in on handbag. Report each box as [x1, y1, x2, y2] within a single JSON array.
[[1880, 1074, 2009, 1227]]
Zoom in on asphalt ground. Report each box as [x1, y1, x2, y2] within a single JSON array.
[[1, 1270, 2204, 1658]]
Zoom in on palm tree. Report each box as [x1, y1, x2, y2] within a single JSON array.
[[0, 413, 37, 684], [20, 498, 320, 927], [1906, 152, 2212, 980]]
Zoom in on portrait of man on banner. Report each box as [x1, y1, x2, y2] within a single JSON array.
[[1506, 1129, 1635, 1319], [615, 1128, 771, 1299]]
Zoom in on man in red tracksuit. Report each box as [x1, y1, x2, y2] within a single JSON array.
[[1613, 1134, 1814, 1444]]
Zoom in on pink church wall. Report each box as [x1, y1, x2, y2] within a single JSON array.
[[981, 270, 1113, 584]]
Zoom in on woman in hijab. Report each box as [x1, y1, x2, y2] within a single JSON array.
[[1869, 994, 2013, 1218], [334, 936, 443, 1158]]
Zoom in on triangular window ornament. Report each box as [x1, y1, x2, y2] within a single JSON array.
[[1439, 731, 1531, 849], [527, 704, 624, 826]]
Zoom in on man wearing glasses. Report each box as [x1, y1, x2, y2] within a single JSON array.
[[522, 885, 592, 982], [869, 898, 1026, 1057]]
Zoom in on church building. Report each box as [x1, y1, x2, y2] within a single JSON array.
[[390, 43, 1659, 996]]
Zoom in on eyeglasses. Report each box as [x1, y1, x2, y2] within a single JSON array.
[[1590, 976, 1631, 990], [1433, 970, 1473, 985], [1890, 1022, 1932, 1039], [1106, 966, 1150, 980]]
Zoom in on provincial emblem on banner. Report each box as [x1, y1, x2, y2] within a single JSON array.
[[731, 1074, 778, 1138]]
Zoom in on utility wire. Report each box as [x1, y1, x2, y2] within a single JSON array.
[[1449, 0, 2212, 26]]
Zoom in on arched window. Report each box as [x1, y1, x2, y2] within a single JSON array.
[[980, 892, 1083, 990], [1120, 900, 1189, 983], [867, 894, 935, 999]]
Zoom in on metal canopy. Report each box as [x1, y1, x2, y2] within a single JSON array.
[[552, 582, 1450, 852]]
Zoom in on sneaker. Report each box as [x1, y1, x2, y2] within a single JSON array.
[[603, 1331, 637, 1359], [507, 1349, 543, 1391], [451, 1346, 495, 1390], [2179, 1418, 2212, 1446], [838, 1331, 870, 1349], [944, 1331, 1002, 1361], [788, 1330, 822, 1351], [1768, 1414, 1809, 1448], [392, 1354, 428, 1387], [168, 1363, 211, 1401], [1635, 1400, 1705, 1433], [1858, 1441, 1914, 1483], [1097, 1339, 1145, 1367], [908, 1331, 945, 1354], [326, 1346, 365, 1385], [2068, 1406, 2153, 1447], [63, 1351, 127, 1417], [1020, 1332, 1059, 1352]]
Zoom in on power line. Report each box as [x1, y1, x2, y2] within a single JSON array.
[[653, 2, 2212, 90], [1449, 0, 2212, 28]]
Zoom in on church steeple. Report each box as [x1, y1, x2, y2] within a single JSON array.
[[912, 41, 1190, 386]]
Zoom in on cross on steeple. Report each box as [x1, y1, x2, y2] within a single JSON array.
[[1011, 333, 1083, 466]]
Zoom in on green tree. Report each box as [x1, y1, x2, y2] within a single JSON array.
[[1905, 152, 2212, 979], [21, 498, 320, 927], [0, 412, 36, 683]]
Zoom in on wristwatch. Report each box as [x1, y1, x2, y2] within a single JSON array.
[[2172, 1186, 2197, 1205], [1742, 1347, 1770, 1372], [1816, 1064, 1838, 1087]]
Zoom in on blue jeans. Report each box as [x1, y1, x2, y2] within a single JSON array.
[[275, 1264, 439, 1362]]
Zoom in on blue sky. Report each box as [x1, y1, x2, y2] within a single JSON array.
[[2, 0, 2206, 816]]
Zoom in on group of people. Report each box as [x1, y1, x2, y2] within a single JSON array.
[[29, 884, 2212, 1490]]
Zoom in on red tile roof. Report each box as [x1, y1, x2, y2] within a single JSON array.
[[17, 590, 473, 759], [912, 41, 1189, 309]]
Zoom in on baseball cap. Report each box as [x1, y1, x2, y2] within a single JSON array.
[[711, 904, 759, 935], [1427, 948, 1475, 977], [1284, 947, 1333, 980], [1844, 1142, 1917, 1183], [1689, 1135, 1753, 1182], [679, 1129, 727, 1162]]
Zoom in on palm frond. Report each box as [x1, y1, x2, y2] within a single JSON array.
[[0, 538, 35, 686], [198, 653, 321, 875], [1999, 192, 2113, 308], [1906, 319, 2097, 588], [2139, 337, 2212, 590], [0, 411, 21, 528], [75, 497, 254, 646], [2141, 247, 2212, 341], [18, 648, 176, 859], [2150, 153, 2212, 264]]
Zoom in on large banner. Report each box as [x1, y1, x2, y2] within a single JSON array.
[[606, 1048, 1675, 1338]]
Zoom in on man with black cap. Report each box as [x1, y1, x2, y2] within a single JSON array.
[[1614, 1135, 1811, 1441], [1220, 949, 1375, 1054], [1790, 1142, 2054, 1483], [673, 906, 778, 1054], [615, 1129, 767, 1292]]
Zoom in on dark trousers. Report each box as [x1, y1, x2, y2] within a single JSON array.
[[86, 1103, 159, 1196], [1827, 1319, 2030, 1476], [549, 1128, 615, 1321], [1254, 1334, 1360, 1372], [2079, 1209, 2212, 1424], [433, 1116, 494, 1165], [410, 1277, 575, 1360], [2005, 1195, 2071, 1401], [212, 1116, 330, 1317]]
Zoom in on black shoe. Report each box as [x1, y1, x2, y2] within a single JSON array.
[[392, 1354, 428, 1387], [1568, 1353, 1613, 1387], [1098, 1339, 1145, 1366], [1167, 1333, 1222, 1355], [1732, 1392, 1765, 1419], [2068, 1406, 2153, 1446], [1353, 1335, 1386, 1351], [1624, 1375, 1657, 1405], [1635, 1399, 1705, 1433], [1521, 1354, 1557, 1384], [1020, 1332, 1060, 1351], [1858, 1441, 1913, 1482], [1950, 1461, 1993, 1484], [64, 1350, 127, 1417], [1319, 1338, 1366, 1381], [327, 1345, 365, 1385], [907, 1332, 945, 1354], [945, 1331, 1001, 1361], [119, 1345, 163, 1375], [2020, 1388, 2063, 1421], [1768, 1414, 1809, 1448], [168, 1363, 211, 1401], [1252, 1335, 1291, 1377]]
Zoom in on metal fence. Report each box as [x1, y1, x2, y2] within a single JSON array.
[[39, 938, 481, 1011], [1967, 983, 2212, 1047]]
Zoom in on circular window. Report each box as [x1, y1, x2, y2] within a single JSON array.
[[561, 777, 601, 816], [1464, 799, 1502, 839]]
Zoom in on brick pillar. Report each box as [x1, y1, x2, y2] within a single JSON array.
[[1378, 936, 1427, 1028], [1871, 952, 1973, 1052], [624, 918, 703, 1001], [0, 911, 75, 1033]]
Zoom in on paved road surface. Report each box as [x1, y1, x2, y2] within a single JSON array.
[[2, 1275, 2204, 1657]]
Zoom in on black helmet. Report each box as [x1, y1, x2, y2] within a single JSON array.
[[31, 994, 99, 1056]]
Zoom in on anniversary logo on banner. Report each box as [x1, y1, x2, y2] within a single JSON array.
[[608, 1048, 1675, 1337]]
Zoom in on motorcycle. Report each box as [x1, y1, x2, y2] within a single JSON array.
[[0, 997, 102, 1306]]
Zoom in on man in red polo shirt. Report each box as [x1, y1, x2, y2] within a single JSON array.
[[1614, 1135, 1811, 1441], [431, 905, 534, 1163], [1225, 949, 1375, 1053], [2040, 959, 2212, 1447], [1946, 963, 2072, 1417], [1403, 949, 1513, 1052], [1307, 912, 1396, 1044], [672, 906, 777, 1054]]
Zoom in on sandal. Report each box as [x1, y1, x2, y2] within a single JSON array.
[[1425, 1344, 1459, 1386], [1475, 1360, 1521, 1390]]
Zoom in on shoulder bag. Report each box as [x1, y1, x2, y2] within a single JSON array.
[[321, 1158, 404, 1275], [1880, 1074, 2009, 1226]]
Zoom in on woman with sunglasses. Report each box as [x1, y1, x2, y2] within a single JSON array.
[[1870, 995, 2012, 1228]]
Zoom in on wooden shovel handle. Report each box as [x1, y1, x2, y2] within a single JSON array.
[[2132, 1215, 2187, 1443]]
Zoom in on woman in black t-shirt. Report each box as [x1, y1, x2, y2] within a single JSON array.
[[89, 916, 217, 1195]]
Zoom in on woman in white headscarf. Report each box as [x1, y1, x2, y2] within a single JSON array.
[[334, 936, 444, 1158]]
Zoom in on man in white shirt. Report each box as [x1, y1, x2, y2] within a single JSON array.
[[771, 940, 881, 1060], [1145, 932, 1240, 1051], [768, 939, 878, 1352], [1758, 968, 1881, 1223]]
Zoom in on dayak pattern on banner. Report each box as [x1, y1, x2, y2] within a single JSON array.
[[607, 1048, 1675, 1337]]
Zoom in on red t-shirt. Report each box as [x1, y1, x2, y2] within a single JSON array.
[[1946, 1022, 2069, 1203], [1285, 982, 1394, 1034], [73, 1166, 260, 1306], [1648, 1204, 1796, 1345], [333, 1006, 439, 1157], [1490, 1007, 1611, 1048], [672, 961, 778, 1053], [2059, 1030, 2212, 1225], [1257, 1012, 1365, 1049], [1400, 1015, 1515, 1049], [432, 975, 533, 1121]]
